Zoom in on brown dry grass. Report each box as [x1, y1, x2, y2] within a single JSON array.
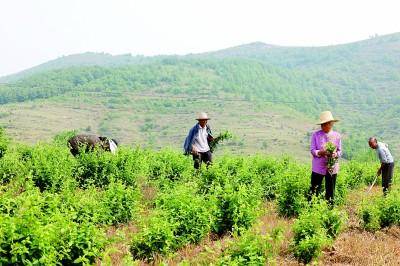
[[320, 185, 400, 266]]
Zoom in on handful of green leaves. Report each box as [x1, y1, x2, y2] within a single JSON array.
[[209, 131, 233, 153], [325, 141, 338, 174]]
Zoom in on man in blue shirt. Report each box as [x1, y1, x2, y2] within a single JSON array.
[[183, 112, 214, 169], [368, 137, 395, 195]]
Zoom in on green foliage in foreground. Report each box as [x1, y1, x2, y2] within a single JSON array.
[[0, 130, 390, 264], [130, 185, 215, 260], [292, 201, 346, 264], [359, 188, 400, 231], [217, 228, 280, 266]]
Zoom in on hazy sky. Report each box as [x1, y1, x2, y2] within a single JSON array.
[[0, 0, 399, 77]]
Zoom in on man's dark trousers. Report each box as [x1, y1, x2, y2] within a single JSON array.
[[382, 162, 394, 195], [193, 151, 212, 169], [309, 171, 337, 204]]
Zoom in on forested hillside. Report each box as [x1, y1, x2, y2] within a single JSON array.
[[0, 33, 399, 159]]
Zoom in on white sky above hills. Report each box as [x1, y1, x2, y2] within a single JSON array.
[[0, 0, 399, 76]]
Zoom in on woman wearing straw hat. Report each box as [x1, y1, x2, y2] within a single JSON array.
[[309, 111, 342, 204], [183, 112, 214, 169]]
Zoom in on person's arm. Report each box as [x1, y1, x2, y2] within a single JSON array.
[[207, 125, 214, 141], [376, 147, 385, 176], [377, 163, 383, 176], [310, 133, 322, 157], [333, 135, 342, 158], [184, 126, 195, 154]]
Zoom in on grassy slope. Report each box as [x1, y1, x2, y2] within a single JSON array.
[[0, 33, 399, 159], [0, 90, 314, 160]]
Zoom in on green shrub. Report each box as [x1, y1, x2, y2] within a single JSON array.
[[156, 184, 214, 245], [293, 234, 328, 264], [342, 162, 377, 189], [102, 181, 141, 225], [130, 211, 178, 261], [74, 150, 119, 188], [0, 127, 9, 158], [359, 201, 382, 231], [250, 156, 287, 200], [211, 182, 262, 235], [0, 146, 30, 184], [198, 157, 263, 235], [0, 186, 106, 265], [52, 130, 77, 146], [57, 182, 140, 225], [360, 189, 400, 231], [148, 149, 192, 182], [218, 230, 273, 266], [292, 201, 345, 263], [131, 185, 214, 261], [29, 144, 77, 191], [277, 165, 309, 217], [380, 191, 400, 227]]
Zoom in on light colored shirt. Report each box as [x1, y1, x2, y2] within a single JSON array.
[[376, 142, 394, 163], [310, 130, 342, 175], [109, 140, 118, 154], [192, 125, 210, 153]]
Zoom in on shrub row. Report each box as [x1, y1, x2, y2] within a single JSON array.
[[0, 177, 140, 264], [292, 201, 346, 264], [359, 188, 400, 231]]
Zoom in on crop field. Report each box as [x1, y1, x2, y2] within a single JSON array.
[[0, 129, 399, 265]]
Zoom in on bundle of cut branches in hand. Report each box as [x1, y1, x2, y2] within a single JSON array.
[[209, 131, 233, 153], [325, 141, 338, 174]]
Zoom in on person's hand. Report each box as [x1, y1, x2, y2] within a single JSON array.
[[318, 150, 328, 157], [377, 168, 382, 177], [192, 147, 199, 156]]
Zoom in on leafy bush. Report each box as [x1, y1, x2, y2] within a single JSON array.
[[292, 201, 345, 263], [0, 127, 9, 158], [0, 146, 30, 184], [29, 144, 77, 191], [218, 230, 273, 265], [211, 182, 261, 235], [52, 130, 77, 146], [156, 184, 214, 245], [196, 157, 263, 235], [250, 156, 287, 200], [360, 189, 400, 231], [130, 211, 178, 261], [131, 185, 214, 260], [148, 149, 192, 182], [57, 182, 140, 225], [277, 165, 309, 217], [74, 150, 119, 188], [342, 162, 377, 189], [359, 201, 382, 231], [0, 185, 106, 265], [101, 181, 141, 224]]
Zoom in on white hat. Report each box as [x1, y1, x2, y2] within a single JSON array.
[[317, 111, 339, 125], [196, 112, 210, 120]]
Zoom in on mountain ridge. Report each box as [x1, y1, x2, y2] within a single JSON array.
[[2, 32, 400, 83]]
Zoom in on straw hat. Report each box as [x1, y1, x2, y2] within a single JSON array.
[[196, 112, 210, 120], [317, 111, 339, 125]]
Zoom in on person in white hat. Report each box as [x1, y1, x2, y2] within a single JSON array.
[[309, 111, 342, 204], [183, 112, 214, 169]]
